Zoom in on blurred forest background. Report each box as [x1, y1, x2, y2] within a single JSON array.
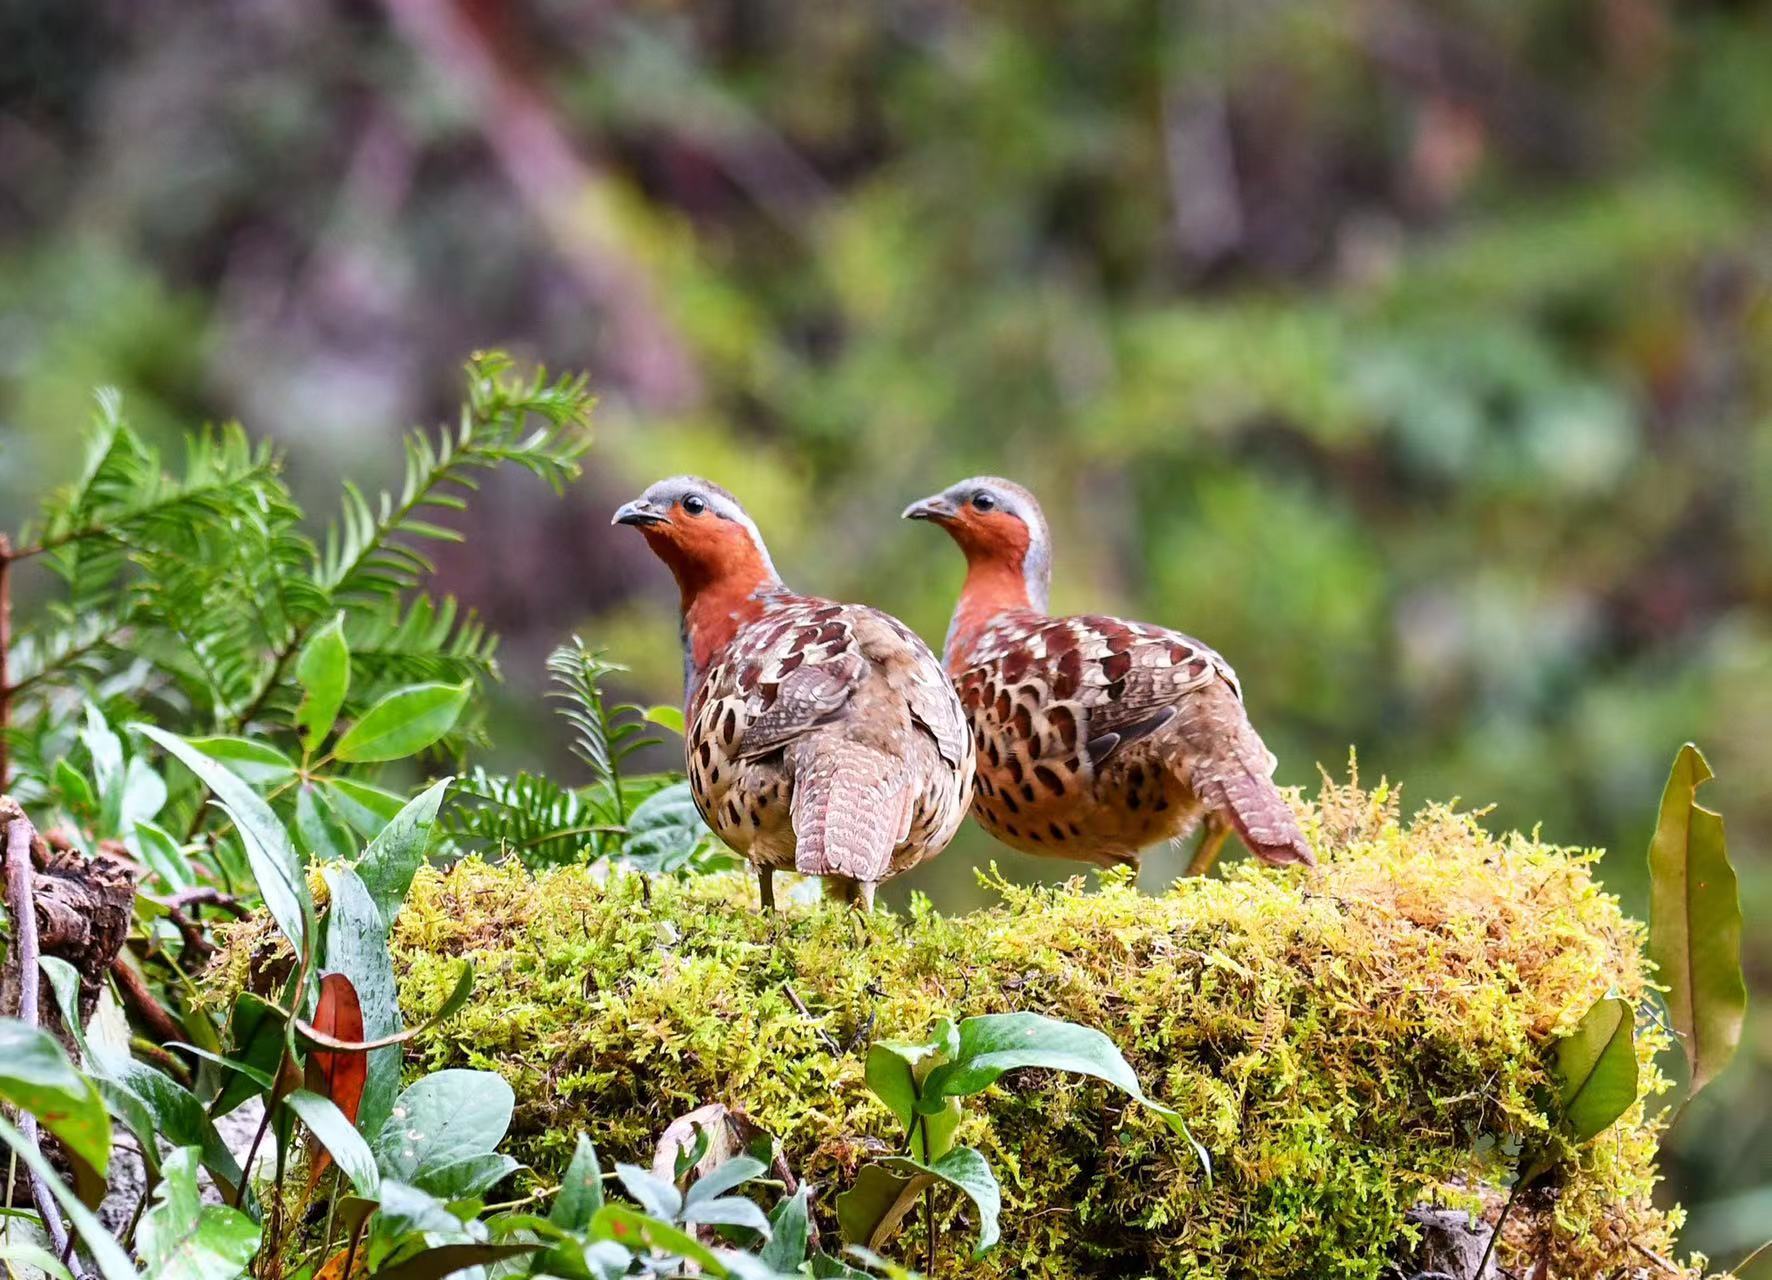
[[1, 0, 1767, 1262]]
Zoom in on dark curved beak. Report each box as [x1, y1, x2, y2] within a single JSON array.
[[902, 493, 957, 523], [612, 498, 667, 528]]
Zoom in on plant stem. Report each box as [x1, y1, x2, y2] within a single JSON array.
[[2, 811, 73, 1263], [1475, 1172, 1527, 1278], [1, 535, 13, 792]]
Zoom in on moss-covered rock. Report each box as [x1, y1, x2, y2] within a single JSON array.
[[212, 776, 1700, 1279]]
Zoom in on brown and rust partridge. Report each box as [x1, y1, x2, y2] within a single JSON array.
[[903, 477, 1314, 875], [614, 476, 972, 910]]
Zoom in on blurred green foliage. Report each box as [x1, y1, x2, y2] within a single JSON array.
[[1, 0, 1767, 1259]]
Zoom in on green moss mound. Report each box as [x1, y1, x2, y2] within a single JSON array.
[[215, 776, 1699, 1279]]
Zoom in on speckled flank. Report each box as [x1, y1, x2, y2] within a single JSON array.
[[686, 594, 973, 894], [956, 608, 1313, 868]]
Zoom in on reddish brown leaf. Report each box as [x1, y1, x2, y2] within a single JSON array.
[[307, 972, 369, 1120], [304, 972, 368, 1186]]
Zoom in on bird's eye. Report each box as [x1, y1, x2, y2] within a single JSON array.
[[971, 492, 996, 513], [681, 494, 708, 516]]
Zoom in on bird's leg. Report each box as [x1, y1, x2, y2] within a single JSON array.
[[758, 866, 776, 912], [1187, 813, 1233, 877]]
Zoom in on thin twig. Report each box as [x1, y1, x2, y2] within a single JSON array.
[[781, 983, 842, 1055], [3, 812, 73, 1262], [109, 956, 187, 1048]]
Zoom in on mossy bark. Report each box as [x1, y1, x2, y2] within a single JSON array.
[[210, 777, 1702, 1279]]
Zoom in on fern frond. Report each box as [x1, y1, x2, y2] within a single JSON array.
[[21, 401, 281, 614], [443, 767, 621, 867], [346, 595, 501, 691], [545, 637, 660, 826], [317, 354, 593, 606], [5, 604, 130, 700], [131, 483, 326, 725]]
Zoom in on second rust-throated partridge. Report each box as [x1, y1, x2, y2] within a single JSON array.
[[614, 476, 973, 909], [903, 477, 1314, 875]]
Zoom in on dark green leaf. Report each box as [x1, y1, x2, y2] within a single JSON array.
[[216, 993, 284, 1116], [835, 1164, 928, 1257], [0, 1112, 138, 1280], [590, 1205, 726, 1273], [132, 819, 194, 891], [333, 681, 470, 763], [137, 1147, 261, 1280], [550, 1135, 605, 1232], [374, 1069, 514, 1182], [185, 736, 297, 786], [620, 781, 714, 873], [759, 1186, 811, 1272], [358, 777, 452, 923], [294, 612, 351, 753], [321, 866, 404, 1137], [371, 1243, 539, 1280], [322, 777, 411, 838], [296, 781, 358, 863], [287, 1090, 381, 1196], [0, 1242, 75, 1280], [685, 1156, 767, 1207], [0, 1019, 112, 1174], [1646, 743, 1746, 1096], [413, 1152, 521, 1201], [135, 723, 310, 954], [1554, 995, 1640, 1143], [862, 1043, 922, 1136], [614, 1163, 682, 1220]]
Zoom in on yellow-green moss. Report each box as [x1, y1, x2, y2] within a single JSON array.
[[211, 777, 1701, 1279]]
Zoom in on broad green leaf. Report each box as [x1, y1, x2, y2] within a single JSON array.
[[370, 1242, 539, 1280], [333, 681, 470, 763], [131, 819, 194, 891], [685, 1155, 767, 1207], [294, 613, 351, 753], [681, 1194, 773, 1235], [550, 1134, 605, 1231], [620, 781, 714, 873], [321, 777, 410, 837], [643, 705, 685, 736], [0, 1020, 111, 1174], [374, 1069, 514, 1182], [185, 736, 297, 786], [0, 1112, 138, 1280], [96, 1054, 246, 1195], [216, 993, 284, 1116], [81, 702, 126, 832], [286, 1091, 380, 1196], [357, 777, 452, 923], [321, 866, 404, 1138], [137, 1147, 260, 1280], [839, 1148, 1000, 1259], [591, 1204, 727, 1274], [0, 1242, 75, 1280], [835, 1164, 929, 1257], [614, 1163, 682, 1220], [862, 1043, 922, 1135], [412, 1151, 521, 1202], [296, 782, 358, 863], [369, 1179, 464, 1248], [1555, 995, 1640, 1143], [134, 723, 309, 954], [759, 1185, 812, 1271], [1646, 744, 1746, 1096], [121, 755, 168, 829]]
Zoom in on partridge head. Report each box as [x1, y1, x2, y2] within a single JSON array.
[[615, 476, 973, 909], [904, 476, 1314, 875]]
